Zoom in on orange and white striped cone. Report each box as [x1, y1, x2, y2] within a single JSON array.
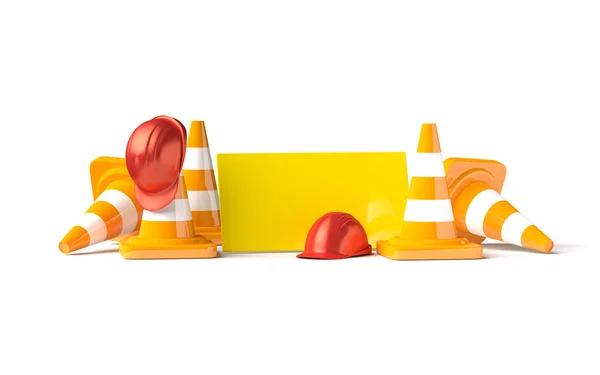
[[89, 156, 141, 242], [59, 158, 142, 253], [376, 124, 483, 260], [119, 171, 218, 259], [182, 120, 222, 245], [444, 158, 554, 253]]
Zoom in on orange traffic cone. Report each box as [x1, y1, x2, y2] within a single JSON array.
[[376, 124, 483, 260], [59, 157, 142, 253], [182, 120, 222, 245], [444, 158, 554, 253], [119, 171, 218, 259]]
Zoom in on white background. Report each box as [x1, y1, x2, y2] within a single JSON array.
[[1, 1, 598, 374]]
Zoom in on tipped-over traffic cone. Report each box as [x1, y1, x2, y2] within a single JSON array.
[[119, 171, 218, 259], [376, 124, 483, 260], [59, 157, 143, 253], [444, 158, 554, 253], [182, 120, 222, 244]]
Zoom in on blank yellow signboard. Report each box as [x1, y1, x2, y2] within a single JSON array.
[[217, 152, 409, 252]]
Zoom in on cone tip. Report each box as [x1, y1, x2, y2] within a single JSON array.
[[188, 120, 209, 147], [421, 123, 438, 133], [417, 123, 441, 153], [543, 239, 554, 253], [522, 226, 554, 253], [59, 241, 72, 254], [530, 239, 554, 253]]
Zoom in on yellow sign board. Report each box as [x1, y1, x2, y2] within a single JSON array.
[[217, 152, 409, 252]]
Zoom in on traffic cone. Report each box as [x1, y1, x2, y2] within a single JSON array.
[[182, 120, 222, 245], [59, 157, 142, 253], [444, 158, 554, 253], [376, 124, 483, 260], [119, 171, 218, 259]]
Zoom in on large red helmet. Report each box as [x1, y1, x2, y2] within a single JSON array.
[[297, 212, 372, 260], [125, 115, 187, 211]]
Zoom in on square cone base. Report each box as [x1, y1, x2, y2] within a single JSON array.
[[89, 157, 129, 200], [111, 231, 139, 242], [376, 237, 483, 260], [195, 227, 222, 246], [119, 235, 218, 259]]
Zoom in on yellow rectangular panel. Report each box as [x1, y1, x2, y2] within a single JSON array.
[[217, 152, 409, 252]]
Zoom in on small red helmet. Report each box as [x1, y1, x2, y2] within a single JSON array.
[[125, 115, 187, 211], [297, 212, 372, 260]]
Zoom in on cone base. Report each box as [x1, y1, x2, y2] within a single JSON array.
[[457, 229, 486, 245], [119, 235, 218, 259], [90, 157, 130, 200], [195, 227, 222, 245], [444, 158, 507, 196], [376, 237, 483, 260], [112, 231, 139, 243]]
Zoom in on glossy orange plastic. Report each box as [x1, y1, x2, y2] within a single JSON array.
[[445, 158, 553, 253], [126, 115, 187, 211], [297, 212, 372, 260], [59, 157, 143, 253], [119, 172, 218, 259], [182, 120, 222, 245], [376, 124, 483, 260]]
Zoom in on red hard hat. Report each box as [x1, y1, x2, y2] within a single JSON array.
[[297, 212, 372, 260], [125, 115, 187, 211]]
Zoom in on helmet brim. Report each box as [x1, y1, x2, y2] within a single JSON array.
[[296, 244, 373, 260], [134, 178, 179, 211]]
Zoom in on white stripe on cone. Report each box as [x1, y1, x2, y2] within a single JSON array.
[[79, 213, 107, 243], [96, 189, 139, 235], [465, 189, 503, 236], [183, 147, 214, 171], [403, 199, 455, 222], [188, 190, 220, 211], [142, 199, 193, 222], [501, 212, 534, 246]]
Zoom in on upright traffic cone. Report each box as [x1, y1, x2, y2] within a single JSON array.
[[119, 171, 218, 259], [182, 120, 222, 244], [377, 124, 483, 260], [444, 158, 553, 253], [59, 157, 143, 253]]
